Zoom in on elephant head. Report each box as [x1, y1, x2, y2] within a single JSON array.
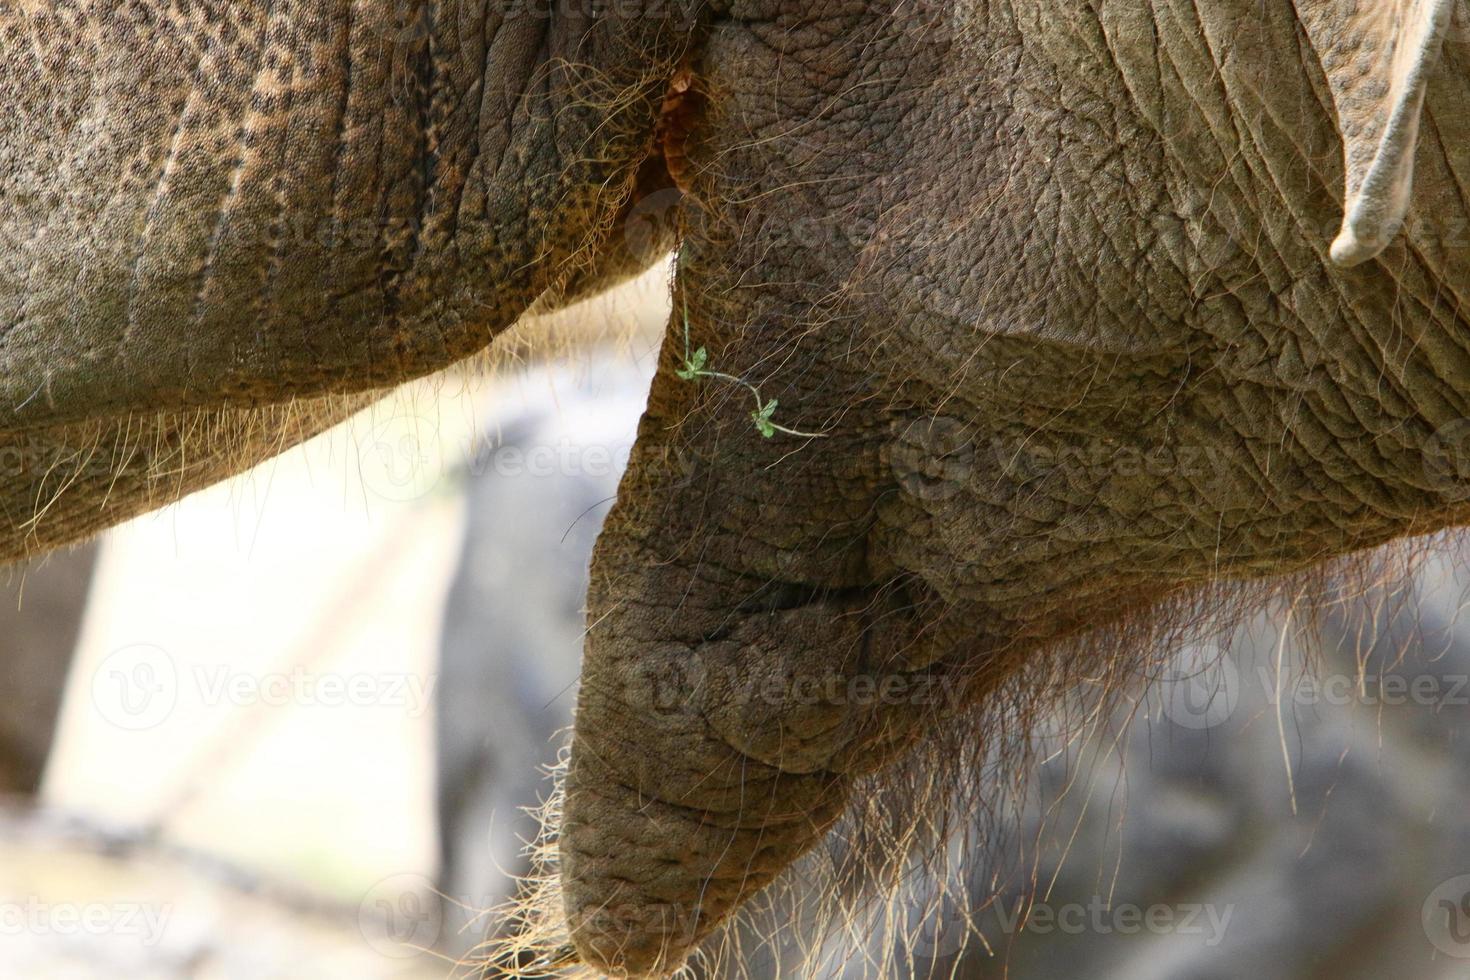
[[7, 0, 1470, 976]]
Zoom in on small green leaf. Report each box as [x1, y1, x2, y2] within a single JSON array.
[[751, 398, 780, 437], [676, 346, 709, 381]]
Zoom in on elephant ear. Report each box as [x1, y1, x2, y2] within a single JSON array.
[[1299, 0, 1456, 266]]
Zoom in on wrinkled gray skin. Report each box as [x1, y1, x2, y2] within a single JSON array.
[[6, 0, 1470, 975]]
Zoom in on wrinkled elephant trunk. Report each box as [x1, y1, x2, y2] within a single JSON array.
[[560, 583, 947, 975], [560, 685, 848, 974], [554, 293, 951, 974], [560, 602, 852, 974]]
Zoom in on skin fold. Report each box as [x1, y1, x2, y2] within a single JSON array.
[[6, 0, 1470, 975]]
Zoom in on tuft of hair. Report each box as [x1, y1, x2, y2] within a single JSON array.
[[472, 530, 1453, 979], [0, 393, 376, 565]]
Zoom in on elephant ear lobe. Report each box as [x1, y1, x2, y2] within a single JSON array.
[[1300, 0, 1456, 266]]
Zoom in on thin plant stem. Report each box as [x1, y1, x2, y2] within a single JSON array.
[[676, 302, 828, 440]]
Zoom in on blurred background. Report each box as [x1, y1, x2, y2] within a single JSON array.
[[6, 268, 1470, 978]]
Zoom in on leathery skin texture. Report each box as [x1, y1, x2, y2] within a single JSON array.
[[558, 0, 1470, 973], [0, 0, 690, 562], [8, 1, 1470, 976]]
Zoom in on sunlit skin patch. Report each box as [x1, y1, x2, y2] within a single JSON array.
[[658, 65, 703, 197]]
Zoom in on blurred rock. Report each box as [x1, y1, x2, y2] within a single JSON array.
[[0, 546, 95, 796], [433, 355, 656, 961]]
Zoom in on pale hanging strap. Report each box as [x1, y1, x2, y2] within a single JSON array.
[[1298, 0, 1456, 266]]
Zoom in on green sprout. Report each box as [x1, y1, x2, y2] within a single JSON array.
[[676, 303, 827, 440]]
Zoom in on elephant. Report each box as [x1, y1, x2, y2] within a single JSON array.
[[7, 0, 1470, 975]]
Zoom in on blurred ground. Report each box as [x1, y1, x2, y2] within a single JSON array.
[[0, 807, 444, 979]]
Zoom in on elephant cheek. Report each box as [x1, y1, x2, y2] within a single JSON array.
[[558, 589, 938, 976]]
